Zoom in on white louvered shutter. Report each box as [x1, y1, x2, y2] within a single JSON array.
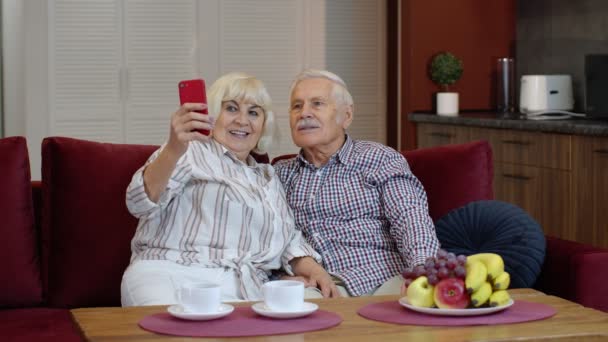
[[219, 0, 303, 158], [124, 0, 198, 144], [217, 0, 385, 159], [325, 0, 386, 144], [49, 0, 123, 142], [46, 0, 384, 155]]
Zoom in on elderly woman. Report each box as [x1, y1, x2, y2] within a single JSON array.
[[121, 72, 337, 306]]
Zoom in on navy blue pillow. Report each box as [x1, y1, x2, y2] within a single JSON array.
[[435, 200, 546, 288]]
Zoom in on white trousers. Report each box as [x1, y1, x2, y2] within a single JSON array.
[[121, 260, 244, 307], [304, 275, 404, 298]]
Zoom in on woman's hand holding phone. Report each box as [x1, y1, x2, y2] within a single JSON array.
[[141, 79, 213, 202], [165, 78, 214, 158], [166, 103, 215, 158]]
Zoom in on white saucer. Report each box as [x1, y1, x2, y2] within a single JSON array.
[[167, 303, 234, 321], [251, 302, 319, 319]]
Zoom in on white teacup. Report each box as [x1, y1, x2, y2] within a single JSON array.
[[175, 283, 221, 313], [263, 280, 304, 312]]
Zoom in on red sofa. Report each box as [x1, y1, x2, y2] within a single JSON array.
[[1, 136, 607, 341]]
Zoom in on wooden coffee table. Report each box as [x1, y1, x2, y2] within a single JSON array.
[[70, 289, 608, 341]]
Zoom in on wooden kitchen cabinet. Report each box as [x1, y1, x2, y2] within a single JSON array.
[[471, 128, 542, 166], [470, 127, 571, 170], [415, 123, 582, 245], [539, 168, 573, 241], [493, 162, 542, 222], [572, 136, 608, 248], [493, 162, 572, 240], [468, 127, 573, 239], [417, 123, 470, 148]]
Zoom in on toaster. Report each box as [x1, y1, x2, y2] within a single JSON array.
[[519, 75, 574, 113]]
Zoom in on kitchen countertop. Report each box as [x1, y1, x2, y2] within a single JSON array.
[[408, 112, 608, 137]]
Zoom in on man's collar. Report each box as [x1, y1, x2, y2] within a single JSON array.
[[297, 134, 353, 167], [336, 134, 354, 164]]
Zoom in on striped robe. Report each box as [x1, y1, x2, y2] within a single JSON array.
[[125, 139, 320, 300]]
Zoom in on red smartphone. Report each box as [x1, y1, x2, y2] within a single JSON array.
[[178, 78, 209, 135]]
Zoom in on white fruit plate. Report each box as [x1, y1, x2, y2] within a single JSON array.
[[399, 297, 514, 316]]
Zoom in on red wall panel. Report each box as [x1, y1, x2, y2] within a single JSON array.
[[400, 0, 516, 149]]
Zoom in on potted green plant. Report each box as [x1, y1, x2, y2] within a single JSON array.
[[429, 52, 463, 116]]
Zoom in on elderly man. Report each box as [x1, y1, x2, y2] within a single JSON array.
[[274, 69, 440, 298]]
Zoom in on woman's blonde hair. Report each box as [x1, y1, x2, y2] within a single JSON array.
[[207, 72, 275, 153]]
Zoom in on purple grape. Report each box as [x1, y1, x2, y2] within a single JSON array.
[[427, 267, 438, 275], [425, 256, 436, 264], [446, 258, 458, 270], [414, 265, 426, 278], [456, 254, 467, 265], [447, 252, 456, 260], [427, 274, 439, 285], [436, 259, 447, 269], [437, 249, 448, 259], [454, 266, 466, 279], [437, 267, 450, 279], [425, 259, 436, 270], [402, 267, 414, 279]]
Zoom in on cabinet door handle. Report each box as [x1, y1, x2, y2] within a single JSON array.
[[502, 173, 532, 181], [501, 140, 532, 146], [429, 132, 453, 138], [593, 149, 608, 155]]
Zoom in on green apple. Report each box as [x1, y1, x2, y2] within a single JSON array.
[[406, 276, 435, 307]]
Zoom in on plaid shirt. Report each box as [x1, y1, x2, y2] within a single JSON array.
[[274, 135, 440, 296]]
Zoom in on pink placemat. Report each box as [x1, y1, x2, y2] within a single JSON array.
[[358, 300, 556, 326], [139, 307, 342, 337]]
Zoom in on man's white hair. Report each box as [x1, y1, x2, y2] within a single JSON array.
[[289, 69, 354, 107]]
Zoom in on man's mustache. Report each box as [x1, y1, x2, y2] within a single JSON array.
[[295, 118, 321, 130]]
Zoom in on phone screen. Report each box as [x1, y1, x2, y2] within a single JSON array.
[[178, 79, 209, 135]]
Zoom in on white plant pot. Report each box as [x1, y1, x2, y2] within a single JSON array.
[[437, 92, 459, 116]]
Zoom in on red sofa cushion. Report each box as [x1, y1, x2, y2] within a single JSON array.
[[572, 252, 608, 312], [0, 308, 82, 342], [0, 137, 42, 307], [536, 236, 608, 312], [42, 137, 157, 308], [403, 140, 494, 221]]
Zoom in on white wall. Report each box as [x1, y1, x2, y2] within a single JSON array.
[[26, 0, 48, 180], [2, 0, 25, 137], [3, 0, 48, 179]]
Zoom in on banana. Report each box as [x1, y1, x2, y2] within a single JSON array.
[[492, 271, 510, 290], [470, 281, 492, 307], [466, 253, 504, 281], [489, 290, 511, 307], [465, 260, 487, 294]]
